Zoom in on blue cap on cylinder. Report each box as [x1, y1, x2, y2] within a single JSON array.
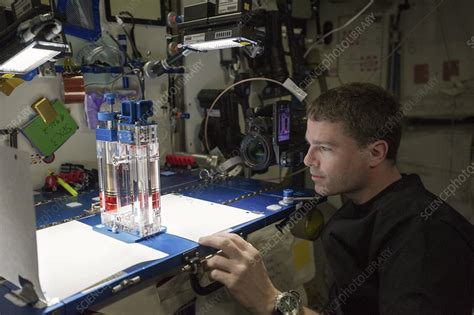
[[105, 93, 116, 105], [97, 112, 116, 122], [283, 189, 294, 198]]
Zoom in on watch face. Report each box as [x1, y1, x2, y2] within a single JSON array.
[[277, 294, 299, 313]]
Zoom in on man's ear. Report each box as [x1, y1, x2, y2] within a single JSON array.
[[368, 140, 389, 167]]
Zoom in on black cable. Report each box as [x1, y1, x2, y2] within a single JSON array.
[[83, 75, 123, 88], [123, 27, 140, 59], [136, 73, 145, 98], [122, 13, 137, 47], [117, 11, 142, 59], [395, 0, 410, 27], [118, 11, 136, 37], [107, 32, 145, 96], [279, 0, 307, 85], [387, 0, 410, 94], [312, 0, 321, 36], [50, 0, 57, 15], [107, 32, 133, 65]]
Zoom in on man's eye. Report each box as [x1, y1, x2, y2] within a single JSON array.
[[319, 147, 331, 152]]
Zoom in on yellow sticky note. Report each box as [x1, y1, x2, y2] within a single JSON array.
[[32, 97, 58, 124]]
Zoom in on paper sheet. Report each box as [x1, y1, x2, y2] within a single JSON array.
[[0, 147, 46, 302], [36, 221, 168, 302], [161, 194, 264, 242]]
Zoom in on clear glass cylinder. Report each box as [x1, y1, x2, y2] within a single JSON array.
[[97, 124, 161, 238]]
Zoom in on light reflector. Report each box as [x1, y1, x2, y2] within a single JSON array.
[[0, 41, 68, 74]]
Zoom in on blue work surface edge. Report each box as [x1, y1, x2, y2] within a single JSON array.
[[1, 174, 317, 314]]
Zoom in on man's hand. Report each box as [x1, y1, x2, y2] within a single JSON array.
[[198, 232, 279, 315]]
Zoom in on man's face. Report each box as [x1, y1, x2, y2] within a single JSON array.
[[304, 119, 370, 197]]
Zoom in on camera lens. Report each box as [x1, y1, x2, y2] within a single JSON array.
[[247, 140, 265, 163], [240, 132, 274, 171]]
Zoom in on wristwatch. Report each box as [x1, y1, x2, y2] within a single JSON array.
[[272, 290, 301, 315]]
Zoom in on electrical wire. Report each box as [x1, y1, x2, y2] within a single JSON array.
[[386, 1, 410, 94], [303, 0, 374, 59], [134, 72, 145, 99], [116, 11, 142, 59], [118, 11, 136, 40], [83, 75, 124, 88], [107, 32, 132, 65]]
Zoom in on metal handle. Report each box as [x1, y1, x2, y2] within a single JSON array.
[[189, 273, 223, 296], [112, 276, 141, 293]]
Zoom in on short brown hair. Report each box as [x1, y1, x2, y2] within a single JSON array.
[[307, 82, 402, 162]]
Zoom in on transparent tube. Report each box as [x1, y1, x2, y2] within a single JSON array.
[[97, 124, 161, 238]]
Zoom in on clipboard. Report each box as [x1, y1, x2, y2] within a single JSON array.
[[20, 100, 78, 156]]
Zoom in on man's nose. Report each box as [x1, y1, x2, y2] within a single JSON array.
[[304, 150, 311, 167], [303, 148, 320, 168]]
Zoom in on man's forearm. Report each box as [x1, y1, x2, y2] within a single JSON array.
[[300, 306, 320, 315]]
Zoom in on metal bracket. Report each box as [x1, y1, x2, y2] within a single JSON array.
[[189, 273, 223, 296], [181, 248, 224, 296], [181, 232, 248, 295], [2, 276, 41, 307], [275, 196, 327, 233], [0, 129, 18, 148], [38, 61, 57, 77]]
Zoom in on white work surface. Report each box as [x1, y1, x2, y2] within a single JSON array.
[[0, 145, 265, 305], [36, 220, 168, 302], [160, 193, 264, 243], [35, 194, 264, 303]]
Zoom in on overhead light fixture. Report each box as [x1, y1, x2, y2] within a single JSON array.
[[0, 40, 68, 74], [183, 24, 262, 53], [185, 38, 257, 51]]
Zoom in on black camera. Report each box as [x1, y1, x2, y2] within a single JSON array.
[[240, 100, 307, 172]]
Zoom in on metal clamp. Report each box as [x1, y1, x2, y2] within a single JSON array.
[[111, 276, 141, 293], [189, 273, 223, 296], [199, 168, 214, 183], [217, 156, 243, 177], [182, 233, 248, 295], [181, 249, 224, 295], [275, 194, 327, 234]]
